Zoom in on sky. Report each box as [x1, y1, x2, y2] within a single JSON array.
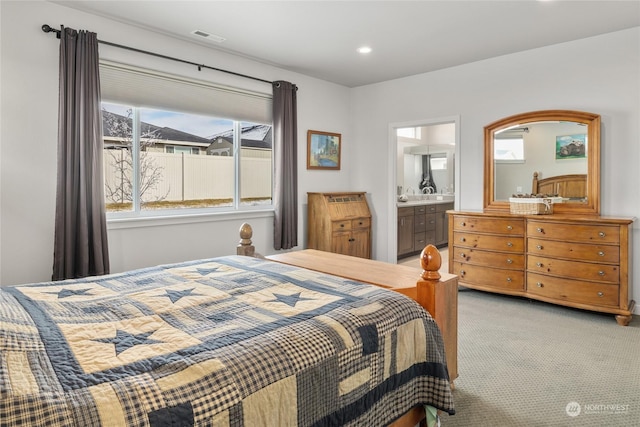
[[103, 102, 233, 138]]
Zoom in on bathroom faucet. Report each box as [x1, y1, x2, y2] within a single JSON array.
[[422, 186, 434, 194], [405, 186, 415, 195]]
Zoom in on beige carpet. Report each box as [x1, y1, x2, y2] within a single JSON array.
[[439, 289, 640, 426]]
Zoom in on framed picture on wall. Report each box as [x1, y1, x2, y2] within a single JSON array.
[[555, 134, 587, 159], [307, 130, 341, 170]]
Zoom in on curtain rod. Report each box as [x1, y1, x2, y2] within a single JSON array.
[[41, 24, 275, 85]]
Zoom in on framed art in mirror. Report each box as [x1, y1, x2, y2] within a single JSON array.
[[483, 110, 600, 215]]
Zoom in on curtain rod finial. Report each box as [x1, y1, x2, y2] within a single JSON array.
[[42, 24, 61, 38]]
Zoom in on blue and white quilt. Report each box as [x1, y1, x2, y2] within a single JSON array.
[[0, 255, 454, 426]]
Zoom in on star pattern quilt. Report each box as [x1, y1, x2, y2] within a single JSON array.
[[0, 255, 454, 426]]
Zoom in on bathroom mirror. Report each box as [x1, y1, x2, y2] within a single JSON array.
[[483, 110, 600, 215]]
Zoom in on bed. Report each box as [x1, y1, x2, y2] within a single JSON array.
[[532, 171, 587, 201], [0, 226, 455, 426]]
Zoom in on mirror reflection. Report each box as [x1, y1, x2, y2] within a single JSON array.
[[494, 121, 588, 201], [397, 123, 455, 198], [483, 110, 600, 216]]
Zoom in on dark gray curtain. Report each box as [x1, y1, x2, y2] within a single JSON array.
[[420, 154, 437, 193], [52, 27, 110, 280], [272, 81, 298, 250]]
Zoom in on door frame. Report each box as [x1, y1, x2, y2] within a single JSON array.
[[387, 115, 461, 262]]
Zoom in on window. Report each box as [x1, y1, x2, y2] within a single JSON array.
[[494, 137, 525, 163], [102, 102, 272, 214], [430, 155, 447, 170], [99, 62, 273, 217], [166, 146, 200, 155], [396, 127, 421, 140]]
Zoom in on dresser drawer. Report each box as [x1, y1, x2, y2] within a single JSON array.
[[453, 216, 524, 235], [436, 202, 454, 213], [453, 247, 524, 270], [527, 221, 620, 244], [332, 220, 351, 231], [527, 255, 619, 284], [527, 272, 619, 307], [352, 217, 370, 229], [414, 231, 435, 250], [398, 207, 414, 217], [416, 204, 438, 214], [415, 214, 436, 232], [452, 262, 524, 291], [528, 238, 619, 263], [415, 205, 438, 215], [454, 232, 524, 252]]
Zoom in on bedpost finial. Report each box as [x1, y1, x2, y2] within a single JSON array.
[[237, 223, 256, 257], [239, 222, 253, 241], [420, 244, 441, 281]]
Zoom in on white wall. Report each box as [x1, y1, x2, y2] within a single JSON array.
[[350, 27, 640, 309], [0, 1, 352, 284]]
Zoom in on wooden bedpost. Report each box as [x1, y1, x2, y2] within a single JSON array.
[[237, 223, 255, 257], [532, 171, 540, 194], [416, 244, 458, 386]]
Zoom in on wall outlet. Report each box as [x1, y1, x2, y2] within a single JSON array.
[[516, 186, 523, 193]]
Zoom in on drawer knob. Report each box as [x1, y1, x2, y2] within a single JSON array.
[[461, 237, 466, 242], [536, 262, 543, 267], [507, 242, 513, 247], [340, 224, 345, 228], [460, 253, 466, 258], [460, 270, 466, 276], [536, 245, 543, 250], [598, 251, 605, 257], [536, 282, 544, 288], [506, 259, 513, 264], [598, 271, 605, 276], [359, 221, 363, 225], [598, 292, 604, 297], [599, 232, 606, 238], [506, 277, 512, 282], [507, 225, 513, 230], [461, 222, 466, 227], [348, 238, 355, 242], [537, 227, 544, 233]]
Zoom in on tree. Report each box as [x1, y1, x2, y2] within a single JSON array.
[[103, 108, 169, 206]]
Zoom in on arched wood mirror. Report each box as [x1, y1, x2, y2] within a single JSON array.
[[483, 110, 600, 215]]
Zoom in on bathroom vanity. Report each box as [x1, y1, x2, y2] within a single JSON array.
[[398, 195, 453, 258]]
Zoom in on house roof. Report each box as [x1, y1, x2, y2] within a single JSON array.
[[102, 111, 271, 148]]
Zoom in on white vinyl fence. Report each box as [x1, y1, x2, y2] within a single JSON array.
[[104, 151, 272, 203]]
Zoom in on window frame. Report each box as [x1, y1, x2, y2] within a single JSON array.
[[102, 103, 274, 221]]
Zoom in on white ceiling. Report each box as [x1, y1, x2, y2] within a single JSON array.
[[50, 1, 640, 87]]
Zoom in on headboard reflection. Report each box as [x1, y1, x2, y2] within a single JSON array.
[[532, 172, 587, 201]]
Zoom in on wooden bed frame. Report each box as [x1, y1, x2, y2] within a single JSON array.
[[237, 223, 458, 427], [532, 171, 587, 200]]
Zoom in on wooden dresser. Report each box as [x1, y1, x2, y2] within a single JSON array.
[[448, 211, 635, 325], [307, 192, 372, 259]]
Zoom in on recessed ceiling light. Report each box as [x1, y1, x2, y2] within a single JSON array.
[[357, 46, 372, 54], [191, 30, 226, 43]]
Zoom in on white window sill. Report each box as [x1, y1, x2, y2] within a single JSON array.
[[107, 208, 274, 230]]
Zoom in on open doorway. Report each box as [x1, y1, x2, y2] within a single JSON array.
[[387, 116, 460, 264]]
